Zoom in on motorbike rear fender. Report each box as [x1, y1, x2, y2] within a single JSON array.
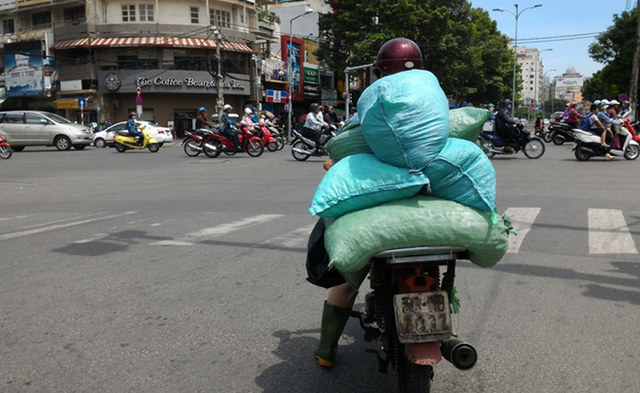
[[404, 342, 442, 366], [149, 138, 158, 144]]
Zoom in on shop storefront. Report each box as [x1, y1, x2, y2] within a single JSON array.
[[97, 69, 251, 136]]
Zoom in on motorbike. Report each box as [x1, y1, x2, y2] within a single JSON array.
[[548, 121, 578, 145], [113, 124, 160, 153], [621, 118, 640, 142], [201, 124, 264, 158], [263, 119, 286, 150], [182, 128, 218, 157], [347, 246, 477, 393], [245, 122, 282, 152], [481, 123, 546, 159], [290, 125, 337, 161], [572, 125, 640, 161], [0, 133, 12, 159]]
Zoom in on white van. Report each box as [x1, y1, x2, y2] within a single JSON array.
[[0, 110, 94, 151]]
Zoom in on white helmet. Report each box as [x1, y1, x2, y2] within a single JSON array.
[[223, 104, 233, 111], [244, 107, 253, 115], [601, 99, 610, 105], [610, 100, 620, 105]]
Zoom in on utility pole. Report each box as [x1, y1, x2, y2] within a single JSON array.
[[215, 17, 224, 121], [630, 0, 640, 122]]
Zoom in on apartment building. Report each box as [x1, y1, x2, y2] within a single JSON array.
[[515, 46, 545, 108], [1, 0, 274, 135]]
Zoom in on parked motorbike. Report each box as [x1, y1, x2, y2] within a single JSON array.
[[201, 124, 264, 158], [572, 125, 639, 161], [113, 125, 160, 153], [290, 126, 337, 161], [0, 133, 12, 159], [346, 246, 477, 393], [548, 121, 578, 145], [481, 123, 546, 159]]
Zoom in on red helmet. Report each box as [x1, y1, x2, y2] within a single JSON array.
[[569, 101, 576, 107], [375, 38, 423, 76]]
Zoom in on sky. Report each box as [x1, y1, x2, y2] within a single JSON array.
[[470, 0, 638, 79]]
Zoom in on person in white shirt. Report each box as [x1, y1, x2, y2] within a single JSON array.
[[301, 103, 328, 148]]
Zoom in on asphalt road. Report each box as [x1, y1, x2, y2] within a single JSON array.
[[1, 140, 639, 393]]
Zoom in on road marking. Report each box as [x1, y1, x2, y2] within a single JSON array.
[[73, 233, 109, 244], [0, 215, 31, 222], [0, 212, 138, 242], [151, 214, 284, 246], [588, 209, 638, 254], [504, 208, 541, 253], [259, 224, 315, 248]]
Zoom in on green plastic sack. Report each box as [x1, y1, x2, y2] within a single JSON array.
[[448, 108, 491, 142], [325, 195, 511, 278], [325, 122, 372, 162], [310, 154, 429, 218]]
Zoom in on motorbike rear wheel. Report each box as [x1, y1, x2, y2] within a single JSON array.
[[183, 140, 201, 157], [148, 143, 160, 153], [624, 144, 639, 160], [276, 137, 285, 150], [203, 140, 222, 158], [0, 145, 12, 159], [552, 133, 565, 146], [523, 139, 545, 159], [115, 143, 127, 153], [398, 352, 433, 393], [574, 146, 591, 161], [266, 141, 278, 152], [247, 140, 264, 157], [291, 140, 312, 161], [543, 131, 554, 143]]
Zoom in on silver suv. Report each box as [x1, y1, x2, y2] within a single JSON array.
[[0, 110, 94, 151]]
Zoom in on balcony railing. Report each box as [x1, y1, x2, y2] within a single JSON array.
[[16, 0, 51, 8]]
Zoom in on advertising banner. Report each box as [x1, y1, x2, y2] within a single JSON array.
[[4, 41, 43, 97], [282, 35, 304, 102]]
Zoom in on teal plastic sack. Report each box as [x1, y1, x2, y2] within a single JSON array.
[[421, 138, 496, 212], [325, 196, 511, 281], [325, 122, 372, 163], [448, 108, 491, 142], [309, 154, 429, 218], [358, 70, 450, 171]]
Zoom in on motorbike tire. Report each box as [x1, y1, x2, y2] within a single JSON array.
[[247, 140, 264, 157], [204, 140, 222, 158], [523, 139, 545, 159], [266, 141, 278, 152], [115, 143, 127, 153], [574, 146, 591, 161], [624, 144, 639, 160], [543, 132, 554, 143], [397, 351, 433, 393], [276, 137, 285, 150], [291, 140, 312, 161], [552, 133, 565, 146], [148, 143, 160, 153], [183, 140, 201, 157], [0, 145, 12, 159]]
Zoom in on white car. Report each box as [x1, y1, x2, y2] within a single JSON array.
[[93, 121, 173, 148]]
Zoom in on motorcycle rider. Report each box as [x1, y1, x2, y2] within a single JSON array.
[[127, 112, 142, 145], [195, 107, 214, 129], [220, 104, 242, 151], [587, 104, 614, 160], [619, 100, 634, 119], [313, 37, 424, 368], [301, 103, 329, 150], [566, 102, 585, 128], [494, 98, 521, 153]]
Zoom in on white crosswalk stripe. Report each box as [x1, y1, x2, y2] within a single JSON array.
[[588, 209, 638, 254], [259, 224, 316, 248], [504, 207, 541, 254]]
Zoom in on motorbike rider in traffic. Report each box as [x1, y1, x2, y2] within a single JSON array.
[[312, 37, 424, 368], [195, 107, 214, 130], [127, 112, 142, 145], [220, 104, 242, 151], [301, 103, 329, 151], [494, 99, 521, 153]]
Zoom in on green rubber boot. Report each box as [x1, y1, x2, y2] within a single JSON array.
[[314, 302, 351, 367]]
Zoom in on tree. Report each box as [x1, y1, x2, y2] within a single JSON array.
[[583, 8, 638, 102], [316, 0, 516, 105]]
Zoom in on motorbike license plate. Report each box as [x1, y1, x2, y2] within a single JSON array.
[[394, 291, 452, 343]]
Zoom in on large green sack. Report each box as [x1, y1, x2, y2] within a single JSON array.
[[325, 195, 511, 278], [448, 107, 491, 142], [325, 121, 372, 162]]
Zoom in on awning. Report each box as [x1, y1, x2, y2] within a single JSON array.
[[50, 37, 252, 53]]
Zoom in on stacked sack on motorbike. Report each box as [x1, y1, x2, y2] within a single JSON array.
[[309, 70, 512, 287]]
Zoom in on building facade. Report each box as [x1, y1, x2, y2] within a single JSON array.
[[553, 67, 584, 103], [515, 46, 545, 109], [1, 0, 276, 136]]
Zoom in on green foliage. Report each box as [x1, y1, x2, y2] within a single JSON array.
[[256, 4, 280, 26], [316, 0, 517, 105], [584, 8, 638, 101]]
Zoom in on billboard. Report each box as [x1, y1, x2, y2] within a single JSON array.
[[282, 35, 304, 102], [4, 41, 44, 97]]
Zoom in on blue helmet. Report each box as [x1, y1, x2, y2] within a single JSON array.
[[198, 107, 207, 113]]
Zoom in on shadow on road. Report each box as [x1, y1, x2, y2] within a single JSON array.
[[51, 229, 173, 256]]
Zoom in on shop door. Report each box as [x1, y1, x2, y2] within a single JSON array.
[[173, 110, 196, 138]]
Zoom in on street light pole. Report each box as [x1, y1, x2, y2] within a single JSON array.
[[287, 8, 314, 142], [493, 4, 542, 111]]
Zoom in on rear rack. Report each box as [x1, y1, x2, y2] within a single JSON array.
[[372, 246, 469, 265]]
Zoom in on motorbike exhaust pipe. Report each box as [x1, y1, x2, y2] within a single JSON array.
[[292, 147, 313, 155], [441, 339, 477, 370], [204, 143, 218, 151]]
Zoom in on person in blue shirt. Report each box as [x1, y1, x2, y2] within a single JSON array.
[[220, 105, 241, 150], [127, 112, 142, 145]]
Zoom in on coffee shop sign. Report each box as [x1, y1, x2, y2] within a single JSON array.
[[135, 76, 246, 90]]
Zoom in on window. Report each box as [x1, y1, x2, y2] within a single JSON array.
[[174, 55, 206, 71], [1, 19, 14, 35], [139, 5, 154, 22], [25, 113, 45, 125], [122, 5, 136, 22], [32, 11, 51, 29], [191, 7, 199, 24], [117, 54, 158, 70], [210, 9, 230, 28], [63, 6, 85, 24]]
